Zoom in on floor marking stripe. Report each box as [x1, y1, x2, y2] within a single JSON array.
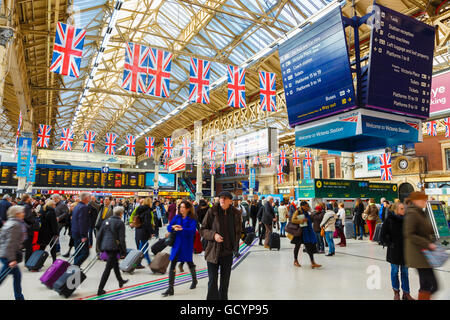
[[80, 239, 257, 300]]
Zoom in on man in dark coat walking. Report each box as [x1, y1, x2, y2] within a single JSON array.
[[71, 192, 91, 266], [18, 194, 36, 262], [0, 194, 12, 228], [200, 191, 242, 300], [261, 196, 276, 248]]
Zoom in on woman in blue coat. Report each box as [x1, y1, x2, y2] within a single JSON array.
[[162, 200, 198, 297]]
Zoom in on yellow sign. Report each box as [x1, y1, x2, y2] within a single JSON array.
[[316, 180, 322, 188]]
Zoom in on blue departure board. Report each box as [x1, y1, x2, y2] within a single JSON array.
[[279, 7, 356, 127], [366, 4, 435, 118]]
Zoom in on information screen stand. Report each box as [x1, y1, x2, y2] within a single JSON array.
[[426, 201, 450, 246]]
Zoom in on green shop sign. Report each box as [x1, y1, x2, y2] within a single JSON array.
[[296, 179, 398, 202]]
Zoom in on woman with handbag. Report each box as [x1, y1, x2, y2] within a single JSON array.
[[353, 198, 365, 240], [0, 206, 26, 300], [403, 192, 439, 300], [320, 208, 337, 256], [96, 206, 128, 296], [132, 197, 154, 269], [311, 205, 325, 253], [363, 198, 379, 241], [289, 201, 321, 269], [380, 202, 414, 300], [162, 200, 198, 297]]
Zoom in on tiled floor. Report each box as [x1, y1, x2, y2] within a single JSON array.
[[1, 225, 449, 300]]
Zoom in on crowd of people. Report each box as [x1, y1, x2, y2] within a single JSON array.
[[0, 190, 446, 300]]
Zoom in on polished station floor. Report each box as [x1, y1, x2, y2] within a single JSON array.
[[1, 223, 449, 300]]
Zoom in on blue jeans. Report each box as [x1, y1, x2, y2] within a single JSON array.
[[0, 258, 24, 300], [73, 238, 89, 267], [280, 222, 287, 236], [139, 240, 151, 265], [325, 231, 335, 254], [353, 223, 364, 238], [391, 264, 410, 293], [315, 231, 324, 252]]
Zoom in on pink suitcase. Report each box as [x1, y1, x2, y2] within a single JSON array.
[[39, 259, 70, 288], [39, 242, 85, 288]]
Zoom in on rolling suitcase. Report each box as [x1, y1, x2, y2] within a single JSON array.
[[25, 236, 58, 271], [149, 252, 170, 274], [244, 232, 256, 246], [120, 242, 149, 273], [151, 238, 168, 255], [345, 221, 354, 239], [40, 242, 85, 289], [373, 223, 383, 243], [52, 256, 97, 298], [268, 232, 280, 251], [193, 231, 203, 254]]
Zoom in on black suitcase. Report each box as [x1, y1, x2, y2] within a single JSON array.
[[151, 238, 167, 255], [244, 232, 256, 246], [269, 232, 280, 250], [373, 223, 383, 243], [25, 236, 58, 271], [52, 256, 96, 298]]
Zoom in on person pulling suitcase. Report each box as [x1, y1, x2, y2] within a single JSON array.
[[96, 206, 129, 296]]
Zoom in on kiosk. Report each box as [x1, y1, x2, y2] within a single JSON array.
[[426, 201, 450, 247]]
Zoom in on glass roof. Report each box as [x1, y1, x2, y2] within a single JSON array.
[[55, 0, 331, 150]]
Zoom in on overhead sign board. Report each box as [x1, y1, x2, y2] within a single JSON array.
[[16, 137, 32, 177], [295, 108, 422, 152], [279, 6, 356, 127], [366, 4, 435, 119], [38, 149, 136, 165], [429, 70, 450, 117]]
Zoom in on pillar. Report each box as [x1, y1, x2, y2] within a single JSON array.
[[153, 150, 160, 199], [342, 152, 355, 180], [210, 173, 215, 202], [194, 121, 203, 202]]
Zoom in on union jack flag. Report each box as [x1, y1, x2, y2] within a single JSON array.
[[163, 137, 173, 159], [227, 65, 246, 108], [279, 149, 287, 166], [209, 161, 216, 175], [125, 135, 136, 156], [121, 42, 149, 93], [427, 121, 437, 136], [253, 155, 260, 166], [445, 118, 450, 138], [220, 162, 226, 175], [277, 165, 284, 184], [59, 128, 74, 151], [189, 58, 211, 104], [145, 136, 155, 158], [163, 158, 169, 170], [305, 150, 312, 167], [380, 152, 392, 181], [292, 150, 301, 167], [181, 137, 191, 158], [104, 133, 117, 155], [222, 143, 228, 163], [36, 124, 51, 148], [238, 160, 246, 175], [50, 22, 86, 78], [266, 153, 273, 166], [208, 140, 216, 160], [147, 48, 173, 98], [259, 71, 276, 112], [82, 130, 96, 153]]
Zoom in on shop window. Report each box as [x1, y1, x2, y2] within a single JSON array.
[[329, 163, 335, 179], [446, 149, 450, 170]]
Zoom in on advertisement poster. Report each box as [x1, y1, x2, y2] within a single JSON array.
[[16, 137, 32, 177]]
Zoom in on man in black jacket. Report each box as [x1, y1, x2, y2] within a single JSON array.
[[261, 196, 276, 248], [88, 196, 100, 248], [71, 192, 91, 266], [52, 194, 69, 254], [0, 194, 12, 228], [257, 198, 265, 245], [96, 206, 128, 296], [19, 194, 36, 262]]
